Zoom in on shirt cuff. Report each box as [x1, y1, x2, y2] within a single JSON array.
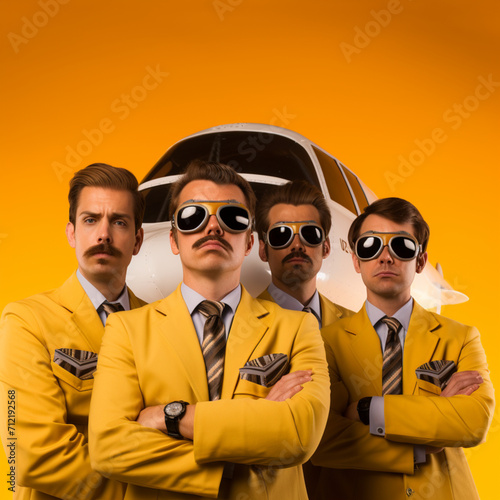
[[369, 396, 385, 437]]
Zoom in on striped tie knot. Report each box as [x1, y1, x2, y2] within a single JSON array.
[[198, 300, 226, 401], [381, 316, 401, 339], [198, 300, 225, 319], [101, 301, 124, 316], [381, 316, 403, 395]]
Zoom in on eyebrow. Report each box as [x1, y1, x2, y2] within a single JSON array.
[[273, 220, 318, 225], [79, 211, 133, 220]]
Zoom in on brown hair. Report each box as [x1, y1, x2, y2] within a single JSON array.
[[68, 163, 144, 232], [168, 160, 257, 220], [348, 197, 430, 252], [255, 180, 332, 240]]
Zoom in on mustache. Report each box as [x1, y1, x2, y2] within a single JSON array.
[[192, 235, 233, 252], [84, 243, 122, 258], [282, 250, 312, 265]]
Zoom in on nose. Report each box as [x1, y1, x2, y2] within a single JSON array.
[[97, 220, 112, 243], [206, 214, 223, 235], [290, 233, 304, 251], [378, 245, 393, 263]]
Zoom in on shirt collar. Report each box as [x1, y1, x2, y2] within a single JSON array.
[[365, 297, 413, 332], [181, 282, 241, 315], [267, 283, 321, 315], [76, 269, 130, 311]]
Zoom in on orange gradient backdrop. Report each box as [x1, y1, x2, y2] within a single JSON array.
[[1, 1, 499, 499]]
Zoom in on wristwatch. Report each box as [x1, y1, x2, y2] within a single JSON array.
[[357, 397, 372, 425], [163, 401, 188, 439]]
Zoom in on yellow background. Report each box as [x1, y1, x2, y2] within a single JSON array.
[[1, 1, 498, 498]]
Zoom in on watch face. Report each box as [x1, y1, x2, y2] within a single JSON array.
[[166, 402, 183, 417]]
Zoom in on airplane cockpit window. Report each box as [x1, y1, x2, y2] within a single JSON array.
[[141, 132, 321, 223], [339, 163, 369, 212], [312, 146, 358, 214]]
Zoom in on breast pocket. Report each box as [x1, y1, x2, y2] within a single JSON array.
[[416, 378, 442, 396], [233, 377, 271, 399], [51, 360, 94, 392]]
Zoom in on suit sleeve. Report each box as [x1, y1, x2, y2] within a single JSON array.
[[193, 314, 330, 466], [384, 326, 495, 448], [89, 313, 225, 497], [0, 303, 102, 498], [311, 342, 415, 474]]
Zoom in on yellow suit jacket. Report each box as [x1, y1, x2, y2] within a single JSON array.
[[312, 301, 495, 500], [0, 273, 145, 500], [89, 285, 330, 500], [257, 288, 353, 327], [258, 287, 353, 498]]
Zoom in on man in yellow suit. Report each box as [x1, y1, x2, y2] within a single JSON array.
[[312, 197, 495, 500], [0, 163, 146, 500], [254, 180, 352, 497], [89, 161, 330, 500]]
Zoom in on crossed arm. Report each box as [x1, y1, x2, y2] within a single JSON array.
[[89, 313, 329, 495], [137, 370, 313, 439], [0, 303, 109, 499], [312, 326, 495, 473]]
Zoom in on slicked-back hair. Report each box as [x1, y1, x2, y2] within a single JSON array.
[[348, 197, 430, 252], [255, 180, 332, 241], [168, 160, 257, 220], [68, 163, 144, 232]]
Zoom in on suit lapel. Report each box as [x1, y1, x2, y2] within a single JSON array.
[[128, 288, 146, 309], [155, 286, 210, 402], [56, 273, 104, 353], [222, 287, 270, 399], [257, 288, 273, 302], [319, 293, 343, 326], [345, 307, 384, 395], [403, 302, 441, 394]]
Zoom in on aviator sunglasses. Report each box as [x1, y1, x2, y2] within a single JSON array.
[[172, 200, 252, 234], [265, 221, 325, 249], [354, 231, 422, 261]]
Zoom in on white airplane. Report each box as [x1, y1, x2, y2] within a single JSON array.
[[127, 123, 467, 312]]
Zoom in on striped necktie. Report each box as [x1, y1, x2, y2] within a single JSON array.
[[381, 316, 403, 395], [302, 306, 321, 328], [101, 301, 124, 317], [198, 300, 226, 401]]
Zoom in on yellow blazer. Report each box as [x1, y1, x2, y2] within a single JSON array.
[[0, 272, 145, 500], [311, 301, 495, 500], [257, 288, 353, 327], [89, 285, 330, 500], [258, 287, 353, 498]]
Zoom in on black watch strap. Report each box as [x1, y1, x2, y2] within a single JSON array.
[[164, 401, 188, 439], [357, 397, 372, 425]]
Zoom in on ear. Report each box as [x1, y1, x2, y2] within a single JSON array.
[[322, 237, 331, 259], [351, 252, 361, 274], [416, 251, 428, 274], [133, 228, 144, 256], [258, 239, 268, 262], [170, 230, 180, 255], [245, 232, 254, 256], [66, 222, 76, 249]]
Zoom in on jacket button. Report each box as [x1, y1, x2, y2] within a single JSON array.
[[406, 488, 414, 496]]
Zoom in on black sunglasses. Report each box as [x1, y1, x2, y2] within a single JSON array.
[[265, 222, 325, 249], [172, 201, 251, 234], [354, 231, 421, 261]]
